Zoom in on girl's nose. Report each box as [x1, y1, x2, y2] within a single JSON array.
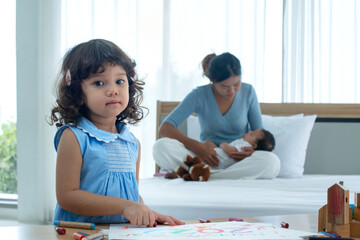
[[107, 84, 119, 96]]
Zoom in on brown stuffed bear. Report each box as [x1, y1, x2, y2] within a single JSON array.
[[175, 155, 210, 181]]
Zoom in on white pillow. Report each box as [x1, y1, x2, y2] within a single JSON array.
[[263, 114, 317, 178]]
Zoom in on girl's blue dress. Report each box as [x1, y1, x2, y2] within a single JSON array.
[[53, 117, 139, 223]]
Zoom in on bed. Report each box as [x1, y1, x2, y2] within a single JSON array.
[[139, 101, 360, 220]]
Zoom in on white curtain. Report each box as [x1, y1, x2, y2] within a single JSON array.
[[16, 0, 60, 223], [61, 0, 282, 178], [283, 0, 360, 103]]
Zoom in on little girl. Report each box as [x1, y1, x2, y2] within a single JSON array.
[[49, 39, 184, 226]]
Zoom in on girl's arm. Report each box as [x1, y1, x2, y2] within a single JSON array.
[[159, 122, 219, 167], [56, 129, 155, 226]]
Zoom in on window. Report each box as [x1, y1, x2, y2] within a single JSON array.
[[0, 1, 17, 195], [283, 0, 360, 103], [61, 0, 359, 177], [61, 0, 283, 177]]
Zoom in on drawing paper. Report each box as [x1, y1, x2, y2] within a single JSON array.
[[109, 221, 316, 239]]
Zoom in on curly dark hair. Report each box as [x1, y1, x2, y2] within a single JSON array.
[[49, 39, 147, 128]]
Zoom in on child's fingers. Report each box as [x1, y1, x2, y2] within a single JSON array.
[[166, 216, 185, 225], [142, 215, 150, 226], [126, 203, 156, 226], [130, 213, 150, 226], [171, 216, 186, 225], [146, 221, 157, 228], [166, 217, 176, 225], [137, 215, 144, 226], [149, 211, 157, 227], [146, 212, 157, 227], [131, 218, 139, 226], [157, 215, 184, 226], [152, 211, 184, 226]]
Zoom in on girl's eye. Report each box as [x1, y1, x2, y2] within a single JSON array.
[[94, 81, 104, 86], [116, 79, 124, 85]]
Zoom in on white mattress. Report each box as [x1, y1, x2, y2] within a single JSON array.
[[139, 175, 360, 220]]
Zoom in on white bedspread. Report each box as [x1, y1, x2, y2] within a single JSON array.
[[139, 175, 360, 220]]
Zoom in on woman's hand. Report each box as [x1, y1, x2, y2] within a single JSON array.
[[228, 146, 255, 161], [203, 141, 217, 149], [192, 141, 219, 167], [153, 211, 185, 226]]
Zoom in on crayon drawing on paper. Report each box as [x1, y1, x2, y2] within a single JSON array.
[[109, 221, 315, 239]]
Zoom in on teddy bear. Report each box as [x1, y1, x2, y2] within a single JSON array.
[[175, 155, 211, 181]]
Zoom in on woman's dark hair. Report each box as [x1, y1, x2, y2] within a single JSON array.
[[201, 52, 241, 83], [256, 129, 275, 152], [49, 39, 147, 128]]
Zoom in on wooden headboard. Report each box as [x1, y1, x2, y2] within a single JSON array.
[[260, 103, 360, 118], [156, 101, 360, 138], [155, 101, 360, 174]]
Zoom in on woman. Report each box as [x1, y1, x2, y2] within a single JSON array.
[[153, 52, 280, 179]]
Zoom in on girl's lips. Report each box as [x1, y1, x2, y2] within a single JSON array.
[[106, 101, 119, 105]]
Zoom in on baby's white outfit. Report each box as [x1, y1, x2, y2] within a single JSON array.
[[212, 138, 251, 169]]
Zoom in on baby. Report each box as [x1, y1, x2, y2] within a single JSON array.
[[210, 129, 275, 169], [171, 129, 275, 181]]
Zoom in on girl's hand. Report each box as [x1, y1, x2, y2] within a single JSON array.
[[122, 202, 156, 226], [228, 146, 255, 161], [153, 211, 185, 226], [192, 141, 219, 167]]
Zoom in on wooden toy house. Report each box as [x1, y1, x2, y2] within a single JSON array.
[[318, 181, 360, 238]]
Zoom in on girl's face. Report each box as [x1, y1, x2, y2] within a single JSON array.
[[81, 63, 129, 122], [212, 75, 242, 100]]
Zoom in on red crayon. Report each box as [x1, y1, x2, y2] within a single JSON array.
[[73, 232, 87, 240], [229, 217, 243, 222], [281, 221, 289, 228], [55, 227, 66, 235], [198, 218, 211, 223]]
